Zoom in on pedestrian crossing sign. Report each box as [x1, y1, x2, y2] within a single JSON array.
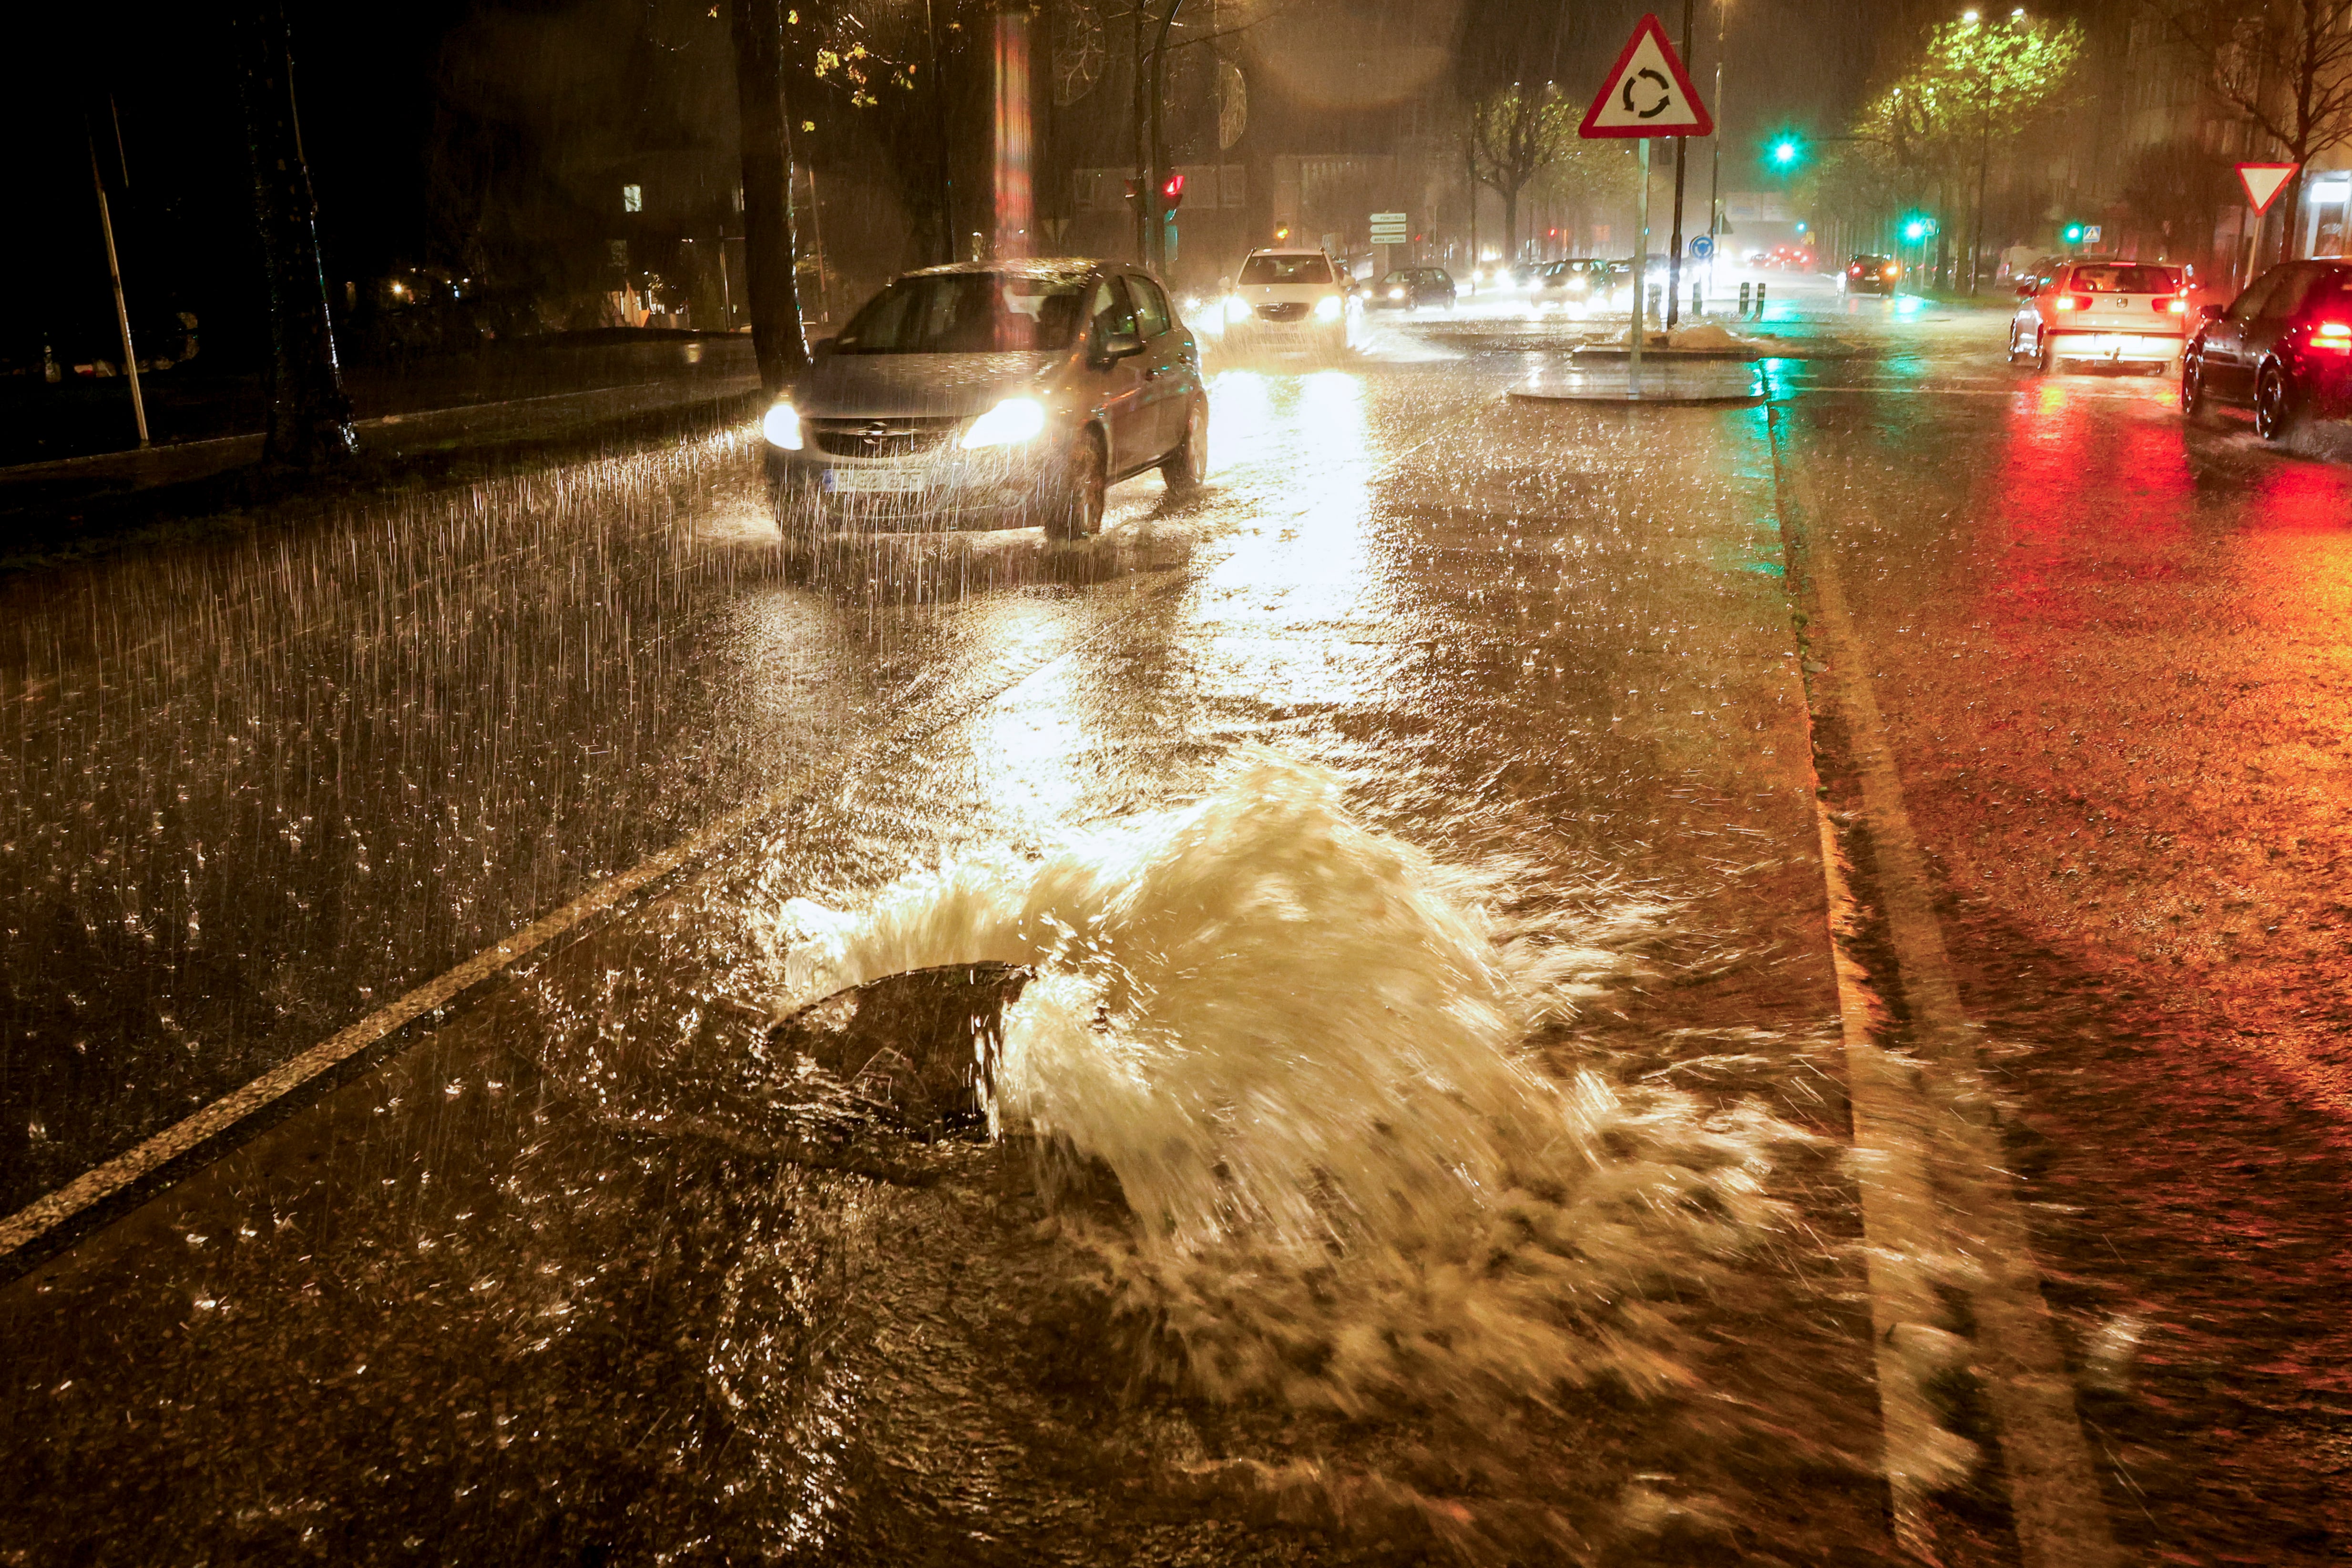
[[1581, 14, 1713, 139]]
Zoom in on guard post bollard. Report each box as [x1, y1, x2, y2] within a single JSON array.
[[1647, 284, 1663, 319], [1738, 281, 1751, 316], [1693, 281, 1704, 317], [1755, 282, 1768, 318]]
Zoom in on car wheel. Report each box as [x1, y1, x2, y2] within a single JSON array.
[[1046, 429, 1106, 540], [2036, 328, 2056, 374], [2255, 364, 2297, 441], [2180, 352, 2207, 417], [1160, 397, 1209, 492]]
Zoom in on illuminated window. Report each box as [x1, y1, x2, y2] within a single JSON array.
[[622, 184, 643, 213]]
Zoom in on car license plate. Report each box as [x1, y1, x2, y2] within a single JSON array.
[[822, 468, 926, 494]]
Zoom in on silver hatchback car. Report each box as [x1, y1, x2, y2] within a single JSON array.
[[763, 259, 1208, 538]]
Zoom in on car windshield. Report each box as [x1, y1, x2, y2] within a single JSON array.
[[1382, 271, 1414, 284], [2070, 265, 2179, 294], [1239, 254, 1333, 285], [1852, 256, 1889, 267], [834, 273, 1086, 354]]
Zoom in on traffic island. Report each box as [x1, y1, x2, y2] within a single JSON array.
[[1511, 360, 1766, 406]]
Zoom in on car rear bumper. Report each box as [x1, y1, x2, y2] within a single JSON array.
[[2048, 330, 2183, 362]]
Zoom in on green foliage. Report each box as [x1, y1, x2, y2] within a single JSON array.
[[1468, 83, 1581, 204], [1855, 15, 2086, 182]]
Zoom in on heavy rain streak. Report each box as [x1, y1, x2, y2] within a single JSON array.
[[2, 0, 2349, 1565]]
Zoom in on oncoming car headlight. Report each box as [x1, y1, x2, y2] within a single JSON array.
[[960, 396, 1048, 450], [1314, 295, 1343, 320], [1387, 286, 1406, 300], [762, 401, 803, 450]]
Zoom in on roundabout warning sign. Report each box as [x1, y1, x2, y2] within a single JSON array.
[[1580, 14, 1712, 139]]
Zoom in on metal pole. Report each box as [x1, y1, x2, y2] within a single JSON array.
[[925, 0, 954, 264], [1667, 0, 1693, 328], [1632, 137, 1649, 390], [89, 136, 148, 448], [1707, 0, 1726, 299]]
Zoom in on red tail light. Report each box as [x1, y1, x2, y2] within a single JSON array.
[[1883, 265, 1899, 278], [2314, 321, 2352, 354], [1849, 265, 1863, 276], [2163, 297, 2188, 314], [2053, 295, 2078, 311]]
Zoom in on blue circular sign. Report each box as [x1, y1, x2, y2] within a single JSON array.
[[1688, 235, 1715, 259]]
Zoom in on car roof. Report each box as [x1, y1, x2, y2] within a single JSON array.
[[900, 257, 1106, 283]]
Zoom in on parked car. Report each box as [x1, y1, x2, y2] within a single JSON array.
[[1370, 267, 1457, 311], [763, 259, 1207, 540], [2009, 258, 2188, 373], [1222, 247, 1354, 351], [1841, 255, 1900, 295], [2182, 259, 2352, 438]]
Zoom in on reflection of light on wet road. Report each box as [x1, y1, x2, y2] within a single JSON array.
[[1184, 370, 1410, 712]]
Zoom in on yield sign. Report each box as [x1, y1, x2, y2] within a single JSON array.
[[2237, 163, 2299, 214], [1581, 14, 1713, 138]]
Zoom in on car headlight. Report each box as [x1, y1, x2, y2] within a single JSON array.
[[1387, 286, 1406, 299], [960, 396, 1048, 450], [1314, 295, 1343, 320], [762, 401, 803, 450]]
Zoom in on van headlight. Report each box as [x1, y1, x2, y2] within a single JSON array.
[[1314, 295, 1342, 320], [762, 401, 803, 450], [960, 396, 1048, 450]]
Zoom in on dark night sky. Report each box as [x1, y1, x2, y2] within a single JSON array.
[[8, 0, 1882, 366]]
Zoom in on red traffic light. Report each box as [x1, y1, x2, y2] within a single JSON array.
[[1159, 172, 1186, 210]]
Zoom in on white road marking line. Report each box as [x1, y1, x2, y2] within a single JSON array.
[[1771, 411, 2122, 1568]]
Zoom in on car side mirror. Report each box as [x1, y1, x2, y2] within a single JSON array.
[[808, 335, 836, 360], [2015, 283, 2035, 299], [1095, 330, 1145, 363], [2199, 303, 2226, 323]]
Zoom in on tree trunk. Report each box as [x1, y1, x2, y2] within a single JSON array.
[[730, 0, 809, 397], [1501, 185, 1519, 261], [2277, 164, 2305, 265], [232, 0, 355, 469]]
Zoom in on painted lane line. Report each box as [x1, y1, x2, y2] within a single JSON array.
[[0, 555, 1194, 1265], [1769, 408, 2122, 1568], [1809, 797, 1965, 1560]]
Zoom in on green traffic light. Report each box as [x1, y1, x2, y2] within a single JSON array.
[[1903, 220, 1928, 241], [1771, 140, 1800, 166], [2062, 223, 2084, 242]]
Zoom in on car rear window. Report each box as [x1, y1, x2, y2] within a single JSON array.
[[1239, 254, 1332, 285], [2069, 265, 2179, 294]]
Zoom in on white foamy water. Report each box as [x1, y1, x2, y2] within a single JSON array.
[[778, 755, 1800, 1416]]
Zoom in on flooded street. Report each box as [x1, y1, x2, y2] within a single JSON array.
[[3, 283, 2348, 1565]]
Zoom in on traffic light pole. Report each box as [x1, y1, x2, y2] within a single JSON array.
[[1666, 0, 1693, 327], [1144, 0, 1185, 272]]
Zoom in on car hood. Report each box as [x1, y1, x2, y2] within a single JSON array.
[[798, 350, 1064, 418]]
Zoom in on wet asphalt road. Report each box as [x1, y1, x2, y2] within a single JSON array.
[[1, 278, 2347, 1565]]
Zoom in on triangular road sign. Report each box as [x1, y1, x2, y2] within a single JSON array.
[[1581, 14, 1713, 139], [2237, 163, 2299, 215]]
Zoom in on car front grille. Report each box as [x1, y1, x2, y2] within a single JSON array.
[[810, 416, 961, 458], [1256, 302, 1310, 323]]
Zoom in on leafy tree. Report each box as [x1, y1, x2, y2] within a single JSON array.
[[1853, 13, 2084, 285], [2143, 0, 2352, 263], [1468, 83, 1579, 258]]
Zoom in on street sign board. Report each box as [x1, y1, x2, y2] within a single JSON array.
[[1688, 234, 1714, 259], [2237, 163, 2299, 215], [1580, 14, 1713, 139], [2083, 225, 2102, 243], [1369, 211, 1408, 244]]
